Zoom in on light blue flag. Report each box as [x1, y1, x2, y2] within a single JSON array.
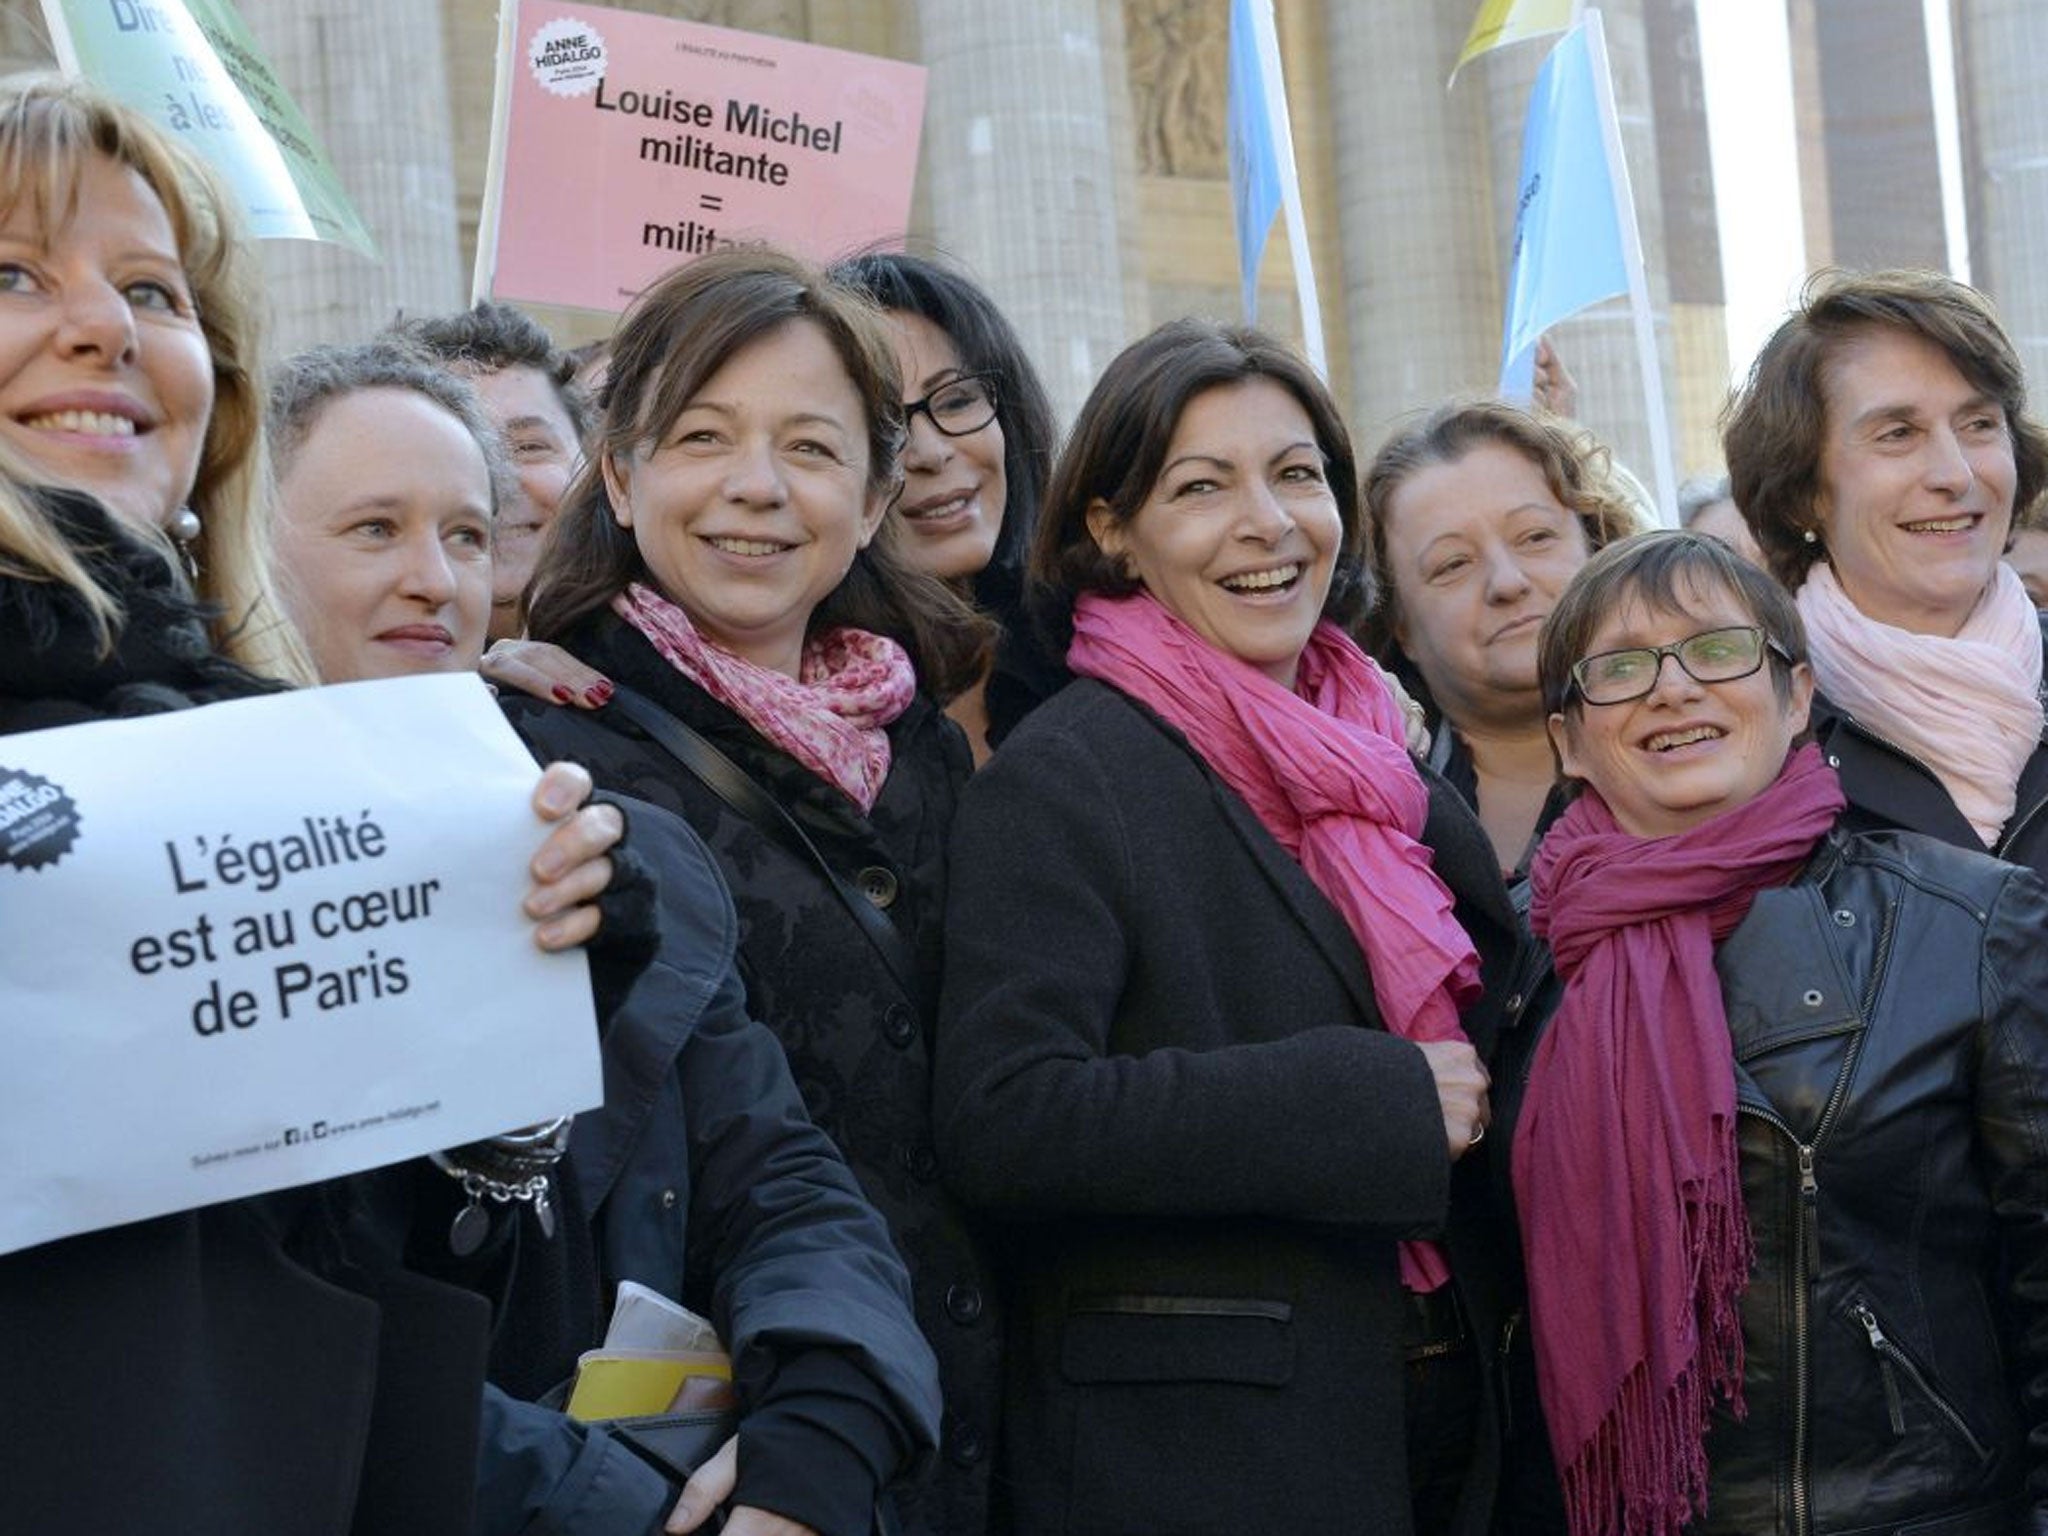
[[1499, 19, 1629, 396], [1227, 0, 1283, 323]]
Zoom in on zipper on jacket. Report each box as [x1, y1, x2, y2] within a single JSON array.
[[1849, 1301, 1993, 1462], [1835, 709, 2046, 860], [1738, 1105, 1817, 1536], [1997, 788, 2048, 860]]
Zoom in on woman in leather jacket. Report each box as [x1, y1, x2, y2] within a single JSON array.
[[1494, 530, 2048, 1536]]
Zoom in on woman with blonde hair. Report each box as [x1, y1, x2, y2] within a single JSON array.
[[0, 75, 624, 1531]]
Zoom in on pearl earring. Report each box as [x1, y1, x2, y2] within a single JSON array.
[[1802, 528, 1817, 546], [168, 507, 202, 582]]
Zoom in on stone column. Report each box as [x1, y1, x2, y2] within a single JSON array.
[[1954, 0, 2048, 390], [914, 0, 1143, 426], [237, 0, 466, 361], [1328, 2, 1500, 448]]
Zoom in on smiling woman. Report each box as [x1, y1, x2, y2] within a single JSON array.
[[935, 318, 1521, 1536], [1488, 530, 2048, 1536], [0, 73, 636, 1536], [510, 248, 1001, 1536], [1725, 270, 2048, 874]]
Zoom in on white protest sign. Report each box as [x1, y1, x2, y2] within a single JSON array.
[[0, 674, 601, 1257]]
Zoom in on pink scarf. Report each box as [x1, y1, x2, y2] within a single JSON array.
[[1068, 591, 1482, 1291], [614, 583, 915, 812], [1798, 561, 2043, 845], [1517, 745, 1845, 1536]]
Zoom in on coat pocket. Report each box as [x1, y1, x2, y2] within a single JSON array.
[[1060, 1293, 1295, 1387], [1059, 1295, 1305, 1536], [1845, 1297, 1993, 1464]]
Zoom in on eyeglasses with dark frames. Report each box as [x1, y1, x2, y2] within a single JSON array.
[[1568, 624, 1792, 706], [902, 372, 1001, 438]]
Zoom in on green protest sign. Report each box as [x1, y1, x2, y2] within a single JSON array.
[[40, 0, 376, 257]]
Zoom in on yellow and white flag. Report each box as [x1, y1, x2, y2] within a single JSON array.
[[1451, 0, 1577, 82]]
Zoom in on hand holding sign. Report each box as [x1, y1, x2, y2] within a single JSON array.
[[0, 674, 602, 1257]]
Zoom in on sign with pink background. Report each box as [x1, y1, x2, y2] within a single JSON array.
[[481, 2, 926, 314]]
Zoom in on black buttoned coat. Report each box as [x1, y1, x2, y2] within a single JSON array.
[[934, 679, 1523, 1536], [506, 610, 999, 1536]]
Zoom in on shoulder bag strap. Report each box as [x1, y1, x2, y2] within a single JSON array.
[[604, 683, 920, 996]]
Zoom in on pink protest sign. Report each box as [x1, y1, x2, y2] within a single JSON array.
[[480, 3, 926, 314]]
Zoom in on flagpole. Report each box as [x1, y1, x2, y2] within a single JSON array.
[[1582, 8, 1677, 526], [1249, 0, 1327, 379]]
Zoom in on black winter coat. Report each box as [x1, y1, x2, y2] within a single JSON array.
[[934, 679, 1523, 1536], [0, 494, 490, 1535], [467, 801, 941, 1536], [1494, 828, 2048, 1536], [1809, 621, 2048, 877], [506, 610, 999, 1536]]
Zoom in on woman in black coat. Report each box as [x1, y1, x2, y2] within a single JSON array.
[[507, 248, 1001, 1536], [0, 78, 623, 1533], [934, 320, 1521, 1536], [263, 340, 944, 1536]]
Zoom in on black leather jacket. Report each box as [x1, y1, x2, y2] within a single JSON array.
[[1496, 828, 2048, 1536]]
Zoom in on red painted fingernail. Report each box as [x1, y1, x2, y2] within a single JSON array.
[[551, 685, 574, 703], [586, 682, 614, 704]]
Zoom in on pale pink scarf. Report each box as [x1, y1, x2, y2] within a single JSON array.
[[614, 583, 915, 812], [1068, 591, 1482, 1291], [1798, 561, 2043, 845]]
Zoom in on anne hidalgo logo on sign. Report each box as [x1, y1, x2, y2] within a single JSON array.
[[529, 16, 607, 97], [0, 766, 80, 872]]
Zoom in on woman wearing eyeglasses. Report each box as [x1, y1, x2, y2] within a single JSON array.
[[1491, 529, 2048, 1536], [833, 253, 1064, 761]]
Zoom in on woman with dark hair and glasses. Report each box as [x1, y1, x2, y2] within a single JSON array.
[[495, 253, 1064, 764], [831, 251, 1063, 760], [1490, 528, 2048, 1536]]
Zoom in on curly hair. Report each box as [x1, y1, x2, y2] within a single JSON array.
[[1358, 398, 1645, 675], [390, 299, 591, 440]]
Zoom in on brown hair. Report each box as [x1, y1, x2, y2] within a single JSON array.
[[1028, 318, 1365, 652], [391, 298, 592, 440], [0, 73, 310, 681], [1538, 529, 1808, 719], [1723, 268, 2048, 589], [524, 247, 990, 698], [1359, 398, 1645, 668]]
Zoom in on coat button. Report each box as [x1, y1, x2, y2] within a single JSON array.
[[659, 1188, 679, 1211], [900, 1142, 939, 1182], [856, 866, 899, 908], [882, 1002, 917, 1048], [1505, 992, 1524, 1015], [945, 1282, 984, 1324], [1827, 755, 1841, 768], [1832, 909, 1855, 927], [1802, 989, 1824, 1007], [949, 1430, 985, 1467]]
